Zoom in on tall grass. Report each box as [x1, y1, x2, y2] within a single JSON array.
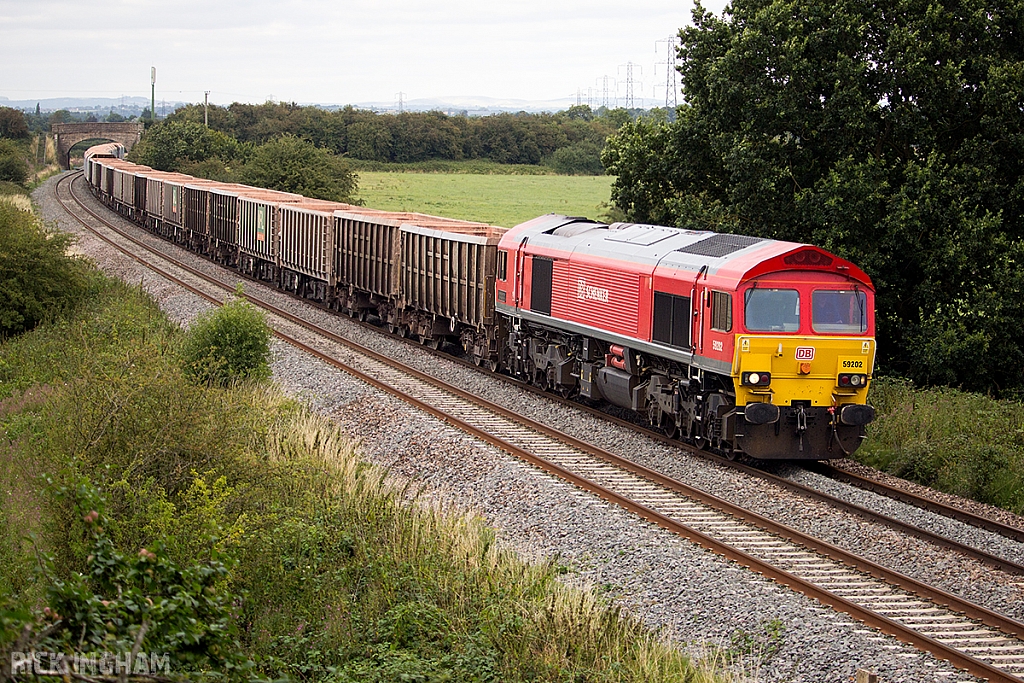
[[1, 272, 732, 682], [858, 378, 1024, 513]]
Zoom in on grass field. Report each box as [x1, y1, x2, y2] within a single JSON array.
[[354, 171, 616, 228]]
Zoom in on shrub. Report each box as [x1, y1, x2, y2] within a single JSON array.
[[0, 202, 91, 337], [0, 140, 28, 184], [546, 141, 605, 175], [0, 479, 250, 678], [180, 288, 271, 385], [858, 377, 1024, 513]]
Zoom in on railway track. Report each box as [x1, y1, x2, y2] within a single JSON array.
[[516, 383, 1024, 576], [56, 171, 1024, 681]]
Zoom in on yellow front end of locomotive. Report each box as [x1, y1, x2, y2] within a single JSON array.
[[732, 336, 874, 408]]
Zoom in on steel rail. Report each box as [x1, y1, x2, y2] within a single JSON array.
[[808, 461, 1024, 544], [57, 172, 1024, 682]]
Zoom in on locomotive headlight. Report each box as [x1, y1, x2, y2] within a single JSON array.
[[742, 372, 771, 387]]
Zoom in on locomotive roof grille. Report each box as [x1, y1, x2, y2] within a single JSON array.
[[676, 233, 764, 258]]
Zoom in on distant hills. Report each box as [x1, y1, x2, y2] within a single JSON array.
[[0, 94, 657, 117], [0, 96, 181, 117]]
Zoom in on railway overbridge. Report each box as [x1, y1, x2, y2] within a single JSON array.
[[53, 122, 144, 169]]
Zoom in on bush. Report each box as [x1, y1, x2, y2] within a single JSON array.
[[0, 140, 28, 184], [180, 288, 271, 385], [0, 479, 250, 677], [858, 377, 1024, 514], [0, 202, 91, 337], [545, 141, 605, 175]]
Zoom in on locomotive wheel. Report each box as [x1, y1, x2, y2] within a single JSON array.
[[662, 416, 679, 440], [691, 416, 708, 450], [545, 369, 556, 392], [488, 359, 500, 373]]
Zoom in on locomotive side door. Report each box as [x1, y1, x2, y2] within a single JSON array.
[[690, 265, 708, 354], [513, 236, 529, 310]]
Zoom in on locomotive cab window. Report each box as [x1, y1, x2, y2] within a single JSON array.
[[710, 290, 732, 332], [812, 290, 867, 333], [744, 288, 799, 332], [497, 250, 507, 282]]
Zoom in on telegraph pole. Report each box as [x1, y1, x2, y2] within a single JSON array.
[[204, 91, 210, 127], [150, 67, 156, 122]]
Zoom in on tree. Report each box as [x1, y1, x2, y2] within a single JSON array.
[[241, 134, 357, 201], [47, 110, 75, 129], [0, 107, 29, 139], [546, 141, 605, 175], [0, 200, 90, 336], [128, 118, 239, 172], [0, 139, 29, 184], [346, 119, 393, 161], [604, 0, 1024, 396]]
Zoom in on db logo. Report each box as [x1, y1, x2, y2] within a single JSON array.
[[795, 347, 815, 361]]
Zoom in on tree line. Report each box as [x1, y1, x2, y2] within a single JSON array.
[[604, 0, 1024, 397], [164, 102, 633, 171], [127, 103, 641, 202]]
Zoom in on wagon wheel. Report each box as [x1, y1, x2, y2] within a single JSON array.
[[427, 337, 442, 350], [357, 309, 369, 322], [399, 326, 410, 338], [488, 359, 501, 373], [387, 322, 398, 335]]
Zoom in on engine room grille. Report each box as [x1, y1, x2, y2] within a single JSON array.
[[677, 234, 763, 258]]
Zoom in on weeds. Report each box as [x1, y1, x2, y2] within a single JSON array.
[[859, 377, 1024, 513]]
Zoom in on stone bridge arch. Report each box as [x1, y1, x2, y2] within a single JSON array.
[[53, 122, 145, 169]]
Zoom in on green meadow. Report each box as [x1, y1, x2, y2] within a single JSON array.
[[354, 170, 616, 228]]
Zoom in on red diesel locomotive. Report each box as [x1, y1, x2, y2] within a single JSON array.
[[493, 215, 876, 460]]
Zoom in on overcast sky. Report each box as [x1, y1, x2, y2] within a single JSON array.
[[1, 0, 730, 108]]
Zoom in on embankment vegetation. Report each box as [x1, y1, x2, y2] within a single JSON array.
[[1, 186, 728, 681], [863, 379, 1024, 514]]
